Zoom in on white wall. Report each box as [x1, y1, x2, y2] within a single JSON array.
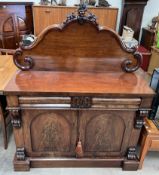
[[141, 0, 159, 28]]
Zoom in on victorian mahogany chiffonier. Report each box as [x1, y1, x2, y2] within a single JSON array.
[[4, 5, 155, 171]]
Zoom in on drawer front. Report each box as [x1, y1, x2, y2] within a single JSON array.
[[19, 96, 141, 110]]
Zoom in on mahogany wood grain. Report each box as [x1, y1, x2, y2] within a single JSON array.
[[33, 5, 118, 35], [0, 55, 17, 94], [4, 70, 154, 97], [4, 7, 154, 171], [15, 21, 138, 72], [0, 55, 17, 149]]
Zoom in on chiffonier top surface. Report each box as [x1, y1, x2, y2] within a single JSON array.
[[3, 5, 154, 97], [0, 55, 17, 95], [4, 69, 154, 97]]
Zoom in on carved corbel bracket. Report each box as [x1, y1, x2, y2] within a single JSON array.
[[10, 108, 21, 128], [13, 48, 33, 70], [135, 110, 148, 129], [121, 51, 143, 73], [127, 147, 137, 160], [16, 147, 25, 161]]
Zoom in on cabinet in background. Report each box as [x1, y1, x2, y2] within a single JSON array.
[[0, 2, 34, 49], [33, 5, 118, 35], [119, 0, 149, 40]]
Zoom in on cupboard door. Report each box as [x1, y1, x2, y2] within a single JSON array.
[[79, 110, 135, 157], [22, 110, 77, 157]]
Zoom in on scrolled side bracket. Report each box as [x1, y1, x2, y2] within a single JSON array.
[[13, 49, 34, 70], [121, 51, 143, 73]]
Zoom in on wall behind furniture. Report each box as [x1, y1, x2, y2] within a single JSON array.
[[141, 0, 159, 29], [1, 0, 158, 37], [0, 0, 122, 31]]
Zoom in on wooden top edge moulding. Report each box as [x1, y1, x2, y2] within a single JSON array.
[[13, 4, 142, 73]]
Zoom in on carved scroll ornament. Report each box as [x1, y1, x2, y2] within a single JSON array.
[[121, 51, 143, 73], [135, 110, 148, 129], [12, 4, 142, 73], [10, 108, 21, 128], [13, 49, 33, 71], [63, 3, 97, 26]]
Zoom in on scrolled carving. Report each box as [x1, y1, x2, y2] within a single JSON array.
[[127, 147, 137, 160], [134, 110, 148, 129], [121, 51, 143, 73], [10, 108, 21, 128], [16, 147, 25, 160], [63, 3, 98, 26], [71, 96, 92, 108], [13, 49, 34, 70]]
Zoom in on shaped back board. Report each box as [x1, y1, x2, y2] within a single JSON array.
[[13, 5, 142, 73]]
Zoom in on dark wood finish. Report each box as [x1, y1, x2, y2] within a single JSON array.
[[119, 0, 149, 40], [13, 7, 142, 73], [140, 28, 155, 50], [4, 6, 154, 171], [0, 2, 33, 49], [139, 118, 159, 169], [4, 71, 154, 96]]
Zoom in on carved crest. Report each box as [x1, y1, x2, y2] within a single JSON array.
[[13, 4, 142, 73]]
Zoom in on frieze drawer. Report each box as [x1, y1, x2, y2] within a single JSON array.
[[19, 96, 141, 110]]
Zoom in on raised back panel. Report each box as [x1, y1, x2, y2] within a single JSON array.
[[13, 5, 142, 73]]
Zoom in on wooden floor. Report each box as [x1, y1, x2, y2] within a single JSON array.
[[0, 126, 159, 175]]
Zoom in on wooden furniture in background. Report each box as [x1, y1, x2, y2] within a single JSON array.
[[0, 55, 17, 149], [148, 46, 159, 75], [139, 118, 159, 169], [140, 28, 155, 51], [33, 5, 118, 35], [0, 2, 34, 49], [5, 6, 154, 171], [119, 0, 149, 40]]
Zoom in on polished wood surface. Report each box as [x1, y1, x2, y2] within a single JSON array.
[[13, 20, 142, 72], [139, 118, 159, 169], [5, 69, 154, 96], [0, 55, 17, 149], [0, 2, 33, 49], [33, 5, 118, 35], [0, 55, 17, 94]]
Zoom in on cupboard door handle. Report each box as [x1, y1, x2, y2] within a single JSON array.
[[75, 140, 83, 158]]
